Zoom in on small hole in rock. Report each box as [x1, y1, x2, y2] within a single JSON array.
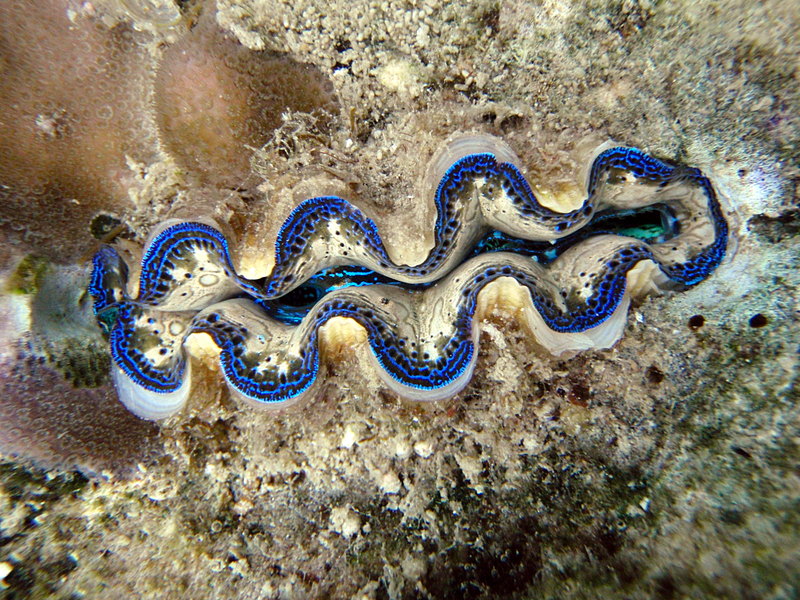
[[688, 314, 705, 329], [645, 365, 664, 385]]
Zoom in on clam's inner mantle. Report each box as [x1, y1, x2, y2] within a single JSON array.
[[89, 137, 729, 420]]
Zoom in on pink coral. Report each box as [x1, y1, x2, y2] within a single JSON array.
[[0, 352, 160, 477], [0, 0, 156, 263]]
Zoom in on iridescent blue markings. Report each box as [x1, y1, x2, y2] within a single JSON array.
[[89, 245, 128, 316], [109, 302, 188, 390], [89, 144, 729, 414]]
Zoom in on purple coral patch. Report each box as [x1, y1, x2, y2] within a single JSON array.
[[0, 354, 161, 478]]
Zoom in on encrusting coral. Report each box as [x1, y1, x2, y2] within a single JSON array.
[[154, 10, 338, 189], [0, 260, 160, 476], [0, 0, 339, 264], [0, 0, 155, 264]]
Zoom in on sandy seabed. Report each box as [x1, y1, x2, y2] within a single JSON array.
[[0, 0, 797, 598]]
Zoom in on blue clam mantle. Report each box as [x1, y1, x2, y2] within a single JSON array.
[[89, 138, 728, 420]]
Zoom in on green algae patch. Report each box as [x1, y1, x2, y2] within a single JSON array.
[[5, 255, 49, 296]]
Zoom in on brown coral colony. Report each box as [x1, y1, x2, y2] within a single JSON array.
[[0, 2, 339, 264], [153, 14, 338, 188], [0, 0, 154, 263]]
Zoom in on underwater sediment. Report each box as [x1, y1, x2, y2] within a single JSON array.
[[0, 0, 797, 598]]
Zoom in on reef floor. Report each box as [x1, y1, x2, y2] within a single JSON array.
[[0, 0, 797, 598]]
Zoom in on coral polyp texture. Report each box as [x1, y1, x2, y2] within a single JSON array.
[[90, 135, 728, 419], [0, 260, 160, 476], [0, 0, 155, 263], [0, 0, 338, 264], [154, 12, 338, 188]]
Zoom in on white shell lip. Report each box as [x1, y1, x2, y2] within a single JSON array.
[[424, 133, 522, 194], [221, 370, 317, 413], [111, 361, 192, 421]]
